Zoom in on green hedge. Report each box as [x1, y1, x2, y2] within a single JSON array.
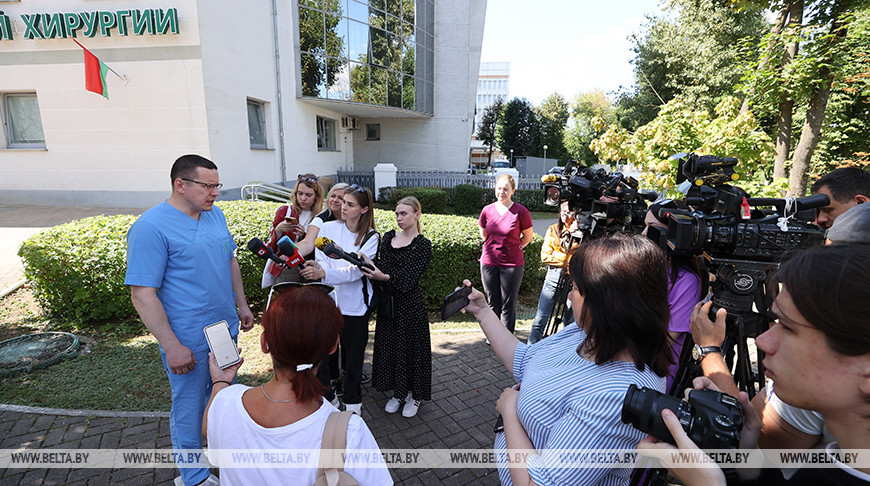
[[19, 201, 544, 323], [453, 184, 488, 215], [388, 187, 448, 214]]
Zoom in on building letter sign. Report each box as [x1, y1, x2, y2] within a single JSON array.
[[0, 8, 179, 41]]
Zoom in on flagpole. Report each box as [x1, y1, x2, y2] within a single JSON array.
[[72, 39, 127, 82]]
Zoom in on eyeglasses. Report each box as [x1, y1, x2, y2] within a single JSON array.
[[298, 175, 319, 185], [181, 178, 223, 191], [348, 184, 368, 193]]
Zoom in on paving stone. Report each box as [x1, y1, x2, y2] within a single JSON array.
[[19, 468, 46, 485]]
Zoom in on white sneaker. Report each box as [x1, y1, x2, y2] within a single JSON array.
[[384, 396, 402, 414], [201, 474, 220, 486], [401, 392, 420, 417], [345, 402, 362, 416], [330, 396, 342, 409]]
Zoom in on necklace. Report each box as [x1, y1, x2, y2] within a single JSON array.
[[261, 384, 297, 403]]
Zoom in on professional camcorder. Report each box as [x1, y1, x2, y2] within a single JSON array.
[[658, 153, 827, 260], [541, 160, 657, 231], [621, 384, 744, 450]]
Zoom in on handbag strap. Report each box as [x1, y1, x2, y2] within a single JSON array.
[[317, 411, 353, 478]]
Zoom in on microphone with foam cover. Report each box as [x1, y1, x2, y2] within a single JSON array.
[[247, 238, 290, 270], [276, 236, 305, 268]]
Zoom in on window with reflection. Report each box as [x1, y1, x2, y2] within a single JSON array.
[[298, 0, 433, 114]]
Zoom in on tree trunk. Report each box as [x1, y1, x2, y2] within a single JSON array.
[[773, 1, 803, 179], [788, 83, 832, 196], [787, 5, 851, 196], [740, 3, 790, 114]]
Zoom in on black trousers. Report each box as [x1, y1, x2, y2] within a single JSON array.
[[480, 263, 525, 333], [340, 314, 369, 405]]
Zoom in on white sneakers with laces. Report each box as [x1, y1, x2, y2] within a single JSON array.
[[401, 392, 421, 418], [384, 396, 403, 414]]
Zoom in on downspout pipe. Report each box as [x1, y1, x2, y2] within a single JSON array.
[[271, 0, 287, 185]]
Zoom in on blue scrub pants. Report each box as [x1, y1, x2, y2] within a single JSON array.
[[161, 347, 213, 486], [527, 266, 575, 344]]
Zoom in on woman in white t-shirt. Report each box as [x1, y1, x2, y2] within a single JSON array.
[[203, 285, 392, 486], [300, 184, 379, 417]]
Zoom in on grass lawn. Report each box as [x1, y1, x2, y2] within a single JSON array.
[[0, 286, 541, 411]]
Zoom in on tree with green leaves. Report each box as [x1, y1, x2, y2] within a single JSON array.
[[477, 97, 504, 165], [741, 0, 869, 195], [590, 96, 778, 196], [496, 98, 540, 164], [615, 0, 767, 131], [536, 93, 570, 163], [564, 90, 617, 164]]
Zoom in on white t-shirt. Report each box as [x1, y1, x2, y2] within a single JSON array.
[[315, 221, 379, 316], [206, 385, 392, 486], [766, 380, 828, 439]]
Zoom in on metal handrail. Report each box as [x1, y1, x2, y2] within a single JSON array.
[[241, 181, 294, 203]]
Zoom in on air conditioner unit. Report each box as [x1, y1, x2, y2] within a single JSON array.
[[350, 118, 360, 130], [341, 116, 351, 128]]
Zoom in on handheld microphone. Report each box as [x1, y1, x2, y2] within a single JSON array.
[[314, 236, 374, 270], [276, 236, 305, 268], [247, 238, 290, 270]]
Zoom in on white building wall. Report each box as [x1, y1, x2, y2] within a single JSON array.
[[0, 0, 208, 207], [0, 0, 486, 207]]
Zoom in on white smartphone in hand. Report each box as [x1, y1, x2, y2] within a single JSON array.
[[204, 321, 241, 369]]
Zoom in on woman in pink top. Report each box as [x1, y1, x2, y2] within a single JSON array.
[[479, 174, 535, 333]]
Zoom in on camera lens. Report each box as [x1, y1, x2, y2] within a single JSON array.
[[621, 384, 688, 445]]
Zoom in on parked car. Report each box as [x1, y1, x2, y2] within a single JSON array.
[[488, 160, 519, 180], [547, 166, 564, 175]]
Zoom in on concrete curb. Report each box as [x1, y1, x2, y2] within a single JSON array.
[[0, 279, 26, 300], [0, 402, 169, 418]]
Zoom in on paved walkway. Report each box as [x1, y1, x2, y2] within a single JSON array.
[[0, 204, 551, 485], [1, 330, 516, 485]]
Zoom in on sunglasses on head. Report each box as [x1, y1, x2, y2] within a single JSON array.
[[348, 184, 368, 194], [265, 281, 335, 311], [298, 175, 319, 185]]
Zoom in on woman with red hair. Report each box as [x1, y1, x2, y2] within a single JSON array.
[[203, 286, 392, 485]]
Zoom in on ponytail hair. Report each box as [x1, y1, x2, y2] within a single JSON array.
[[397, 196, 423, 234], [261, 287, 343, 403]]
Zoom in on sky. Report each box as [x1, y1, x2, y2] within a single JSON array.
[[479, 0, 665, 106]]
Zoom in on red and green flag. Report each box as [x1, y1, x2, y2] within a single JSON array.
[[73, 40, 109, 99]]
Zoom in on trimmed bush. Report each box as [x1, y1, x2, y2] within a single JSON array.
[[374, 209, 545, 309], [19, 201, 544, 323], [388, 187, 448, 214], [19, 214, 140, 323], [453, 184, 487, 215]]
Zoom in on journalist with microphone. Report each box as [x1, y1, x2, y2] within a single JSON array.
[[300, 184, 378, 416], [125, 154, 254, 486]]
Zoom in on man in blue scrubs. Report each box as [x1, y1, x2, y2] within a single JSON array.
[[125, 154, 255, 486]]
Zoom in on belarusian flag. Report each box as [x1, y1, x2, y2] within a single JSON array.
[[74, 40, 109, 99]]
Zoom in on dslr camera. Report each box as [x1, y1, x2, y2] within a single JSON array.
[[621, 384, 743, 450]]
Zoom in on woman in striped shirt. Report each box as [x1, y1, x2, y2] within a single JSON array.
[[463, 233, 673, 485]]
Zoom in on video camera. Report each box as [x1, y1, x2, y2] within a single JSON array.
[[622, 384, 743, 450], [541, 160, 657, 231], [660, 153, 827, 260], [654, 153, 829, 398]]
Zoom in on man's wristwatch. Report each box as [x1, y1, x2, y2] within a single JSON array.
[[692, 344, 723, 362]]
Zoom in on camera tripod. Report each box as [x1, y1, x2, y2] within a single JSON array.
[[540, 214, 597, 339], [633, 255, 776, 486]]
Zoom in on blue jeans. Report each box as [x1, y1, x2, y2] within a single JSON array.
[[160, 347, 214, 486], [527, 267, 574, 344]]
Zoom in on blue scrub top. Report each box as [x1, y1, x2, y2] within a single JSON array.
[[125, 202, 239, 352]]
